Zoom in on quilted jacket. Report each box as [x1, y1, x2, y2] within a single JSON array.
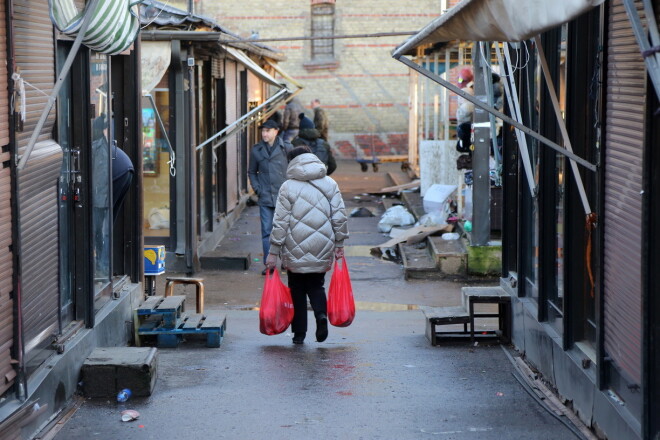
[[269, 153, 349, 273]]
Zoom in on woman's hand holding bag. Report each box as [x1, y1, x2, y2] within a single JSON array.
[[259, 269, 294, 335], [327, 258, 355, 327]]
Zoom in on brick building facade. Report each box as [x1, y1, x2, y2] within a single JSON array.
[[197, 0, 451, 159]]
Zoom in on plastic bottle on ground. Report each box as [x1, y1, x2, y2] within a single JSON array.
[[117, 389, 132, 403]]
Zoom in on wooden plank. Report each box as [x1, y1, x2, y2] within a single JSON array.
[[138, 316, 162, 332], [182, 314, 204, 330], [374, 179, 420, 194], [138, 296, 163, 312], [155, 295, 185, 312], [201, 314, 226, 330], [421, 305, 469, 320]]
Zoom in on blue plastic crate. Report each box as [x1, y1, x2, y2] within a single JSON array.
[[144, 245, 165, 275]]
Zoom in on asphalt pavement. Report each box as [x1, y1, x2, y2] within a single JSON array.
[[50, 161, 579, 440]]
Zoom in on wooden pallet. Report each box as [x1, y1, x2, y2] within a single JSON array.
[[138, 313, 227, 348], [136, 295, 226, 348], [137, 295, 186, 328]]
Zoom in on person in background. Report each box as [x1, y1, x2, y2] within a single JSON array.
[[455, 67, 474, 154], [281, 98, 305, 143], [266, 146, 348, 344], [267, 110, 283, 138], [311, 98, 329, 142], [248, 119, 293, 275], [112, 143, 134, 223], [292, 113, 336, 175]]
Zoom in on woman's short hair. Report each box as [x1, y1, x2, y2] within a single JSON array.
[[287, 145, 312, 161]]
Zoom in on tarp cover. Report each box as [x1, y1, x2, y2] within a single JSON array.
[[393, 0, 604, 56], [50, 0, 142, 55]]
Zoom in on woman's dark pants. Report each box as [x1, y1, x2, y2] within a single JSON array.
[[287, 272, 327, 334]]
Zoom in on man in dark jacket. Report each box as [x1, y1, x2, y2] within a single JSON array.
[[281, 98, 305, 143], [292, 113, 336, 175], [248, 119, 293, 274]]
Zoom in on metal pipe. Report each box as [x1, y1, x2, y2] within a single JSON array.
[[219, 31, 418, 43], [394, 55, 597, 172], [195, 88, 288, 151]]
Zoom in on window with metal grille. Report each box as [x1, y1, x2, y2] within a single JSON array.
[[311, 2, 335, 60]]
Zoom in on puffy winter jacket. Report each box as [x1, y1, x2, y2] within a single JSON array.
[[269, 153, 349, 273]]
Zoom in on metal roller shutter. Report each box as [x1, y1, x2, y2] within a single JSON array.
[[603, 0, 646, 385], [13, 0, 61, 359], [0, 0, 14, 396]]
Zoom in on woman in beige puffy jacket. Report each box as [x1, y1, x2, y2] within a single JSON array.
[[266, 146, 349, 344]]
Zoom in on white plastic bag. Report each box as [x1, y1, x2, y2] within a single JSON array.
[[148, 207, 170, 229], [423, 184, 457, 214], [418, 211, 446, 227], [378, 205, 415, 233]]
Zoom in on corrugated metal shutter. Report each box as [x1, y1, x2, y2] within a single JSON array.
[[0, 0, 15, 396], [603, 0, 646, 385], [14, 0, 61, 357]]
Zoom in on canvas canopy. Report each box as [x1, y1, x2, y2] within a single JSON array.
[[50, 0, 142, 55], [393, 0, 604, 57], [223, 45, 283, 89]]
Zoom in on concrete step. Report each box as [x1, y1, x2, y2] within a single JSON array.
[[399, 242, 443, 280], [461, 285, 509, 310], [199, 251, 251, 270], [428, 236, 467, 278]]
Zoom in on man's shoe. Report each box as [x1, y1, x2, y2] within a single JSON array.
[[316, 314, 328, 342], [292, 333, 305, 344], [261, 267, 268, 275]]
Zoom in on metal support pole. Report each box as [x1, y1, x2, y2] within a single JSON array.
[[17, 0, 102, 170], [534, 35, 592, 216], [472, 44, 491, 246], [623, 0, 660, 104], [394, 56, 597, 172], [173, 41, 187, 257]]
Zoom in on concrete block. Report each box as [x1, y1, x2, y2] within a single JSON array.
[[82, 347, 158, 398], [429, 236, 467, 277]]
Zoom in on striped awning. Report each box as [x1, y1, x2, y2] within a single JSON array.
[[50, 0, 142, 55]]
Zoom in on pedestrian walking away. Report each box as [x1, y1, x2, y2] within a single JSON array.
[[248, 119, 293, 275], [311, 98, 329, 141], [281, 97, 305, 143], [292, 113, 337, 175], [266, 146, 349, 344]]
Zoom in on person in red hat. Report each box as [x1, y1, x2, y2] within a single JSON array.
[[457, 67, 474, 88]]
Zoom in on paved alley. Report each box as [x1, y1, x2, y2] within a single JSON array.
[[51, 162, 579, 440]]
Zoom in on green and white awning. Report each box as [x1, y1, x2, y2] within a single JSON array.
[[50, 0, 142, 55]]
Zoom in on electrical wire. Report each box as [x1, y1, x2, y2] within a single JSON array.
[[479, 41, 531, 79]]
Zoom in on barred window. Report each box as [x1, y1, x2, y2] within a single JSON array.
[[311, 3, 335, 60]]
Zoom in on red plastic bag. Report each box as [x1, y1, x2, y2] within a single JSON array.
[[259, 269, 294, 335], [327, 258, 355, 327]]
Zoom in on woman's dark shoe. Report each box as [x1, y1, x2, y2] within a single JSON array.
[[292, 333, 305, 344], [316, 314, 328, 342]]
